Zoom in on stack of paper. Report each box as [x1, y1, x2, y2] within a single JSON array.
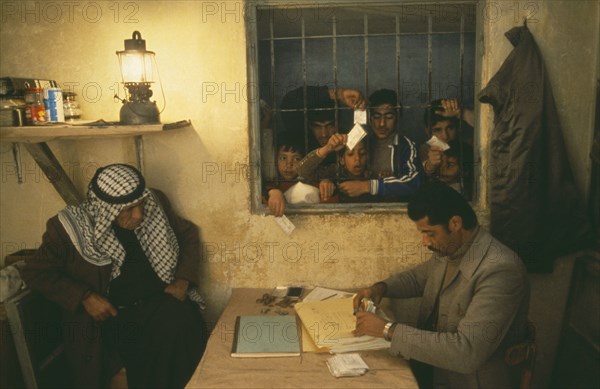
[[294, 295, 390, 354], [326, 353, 369, 377], [302, 287, 354, 302], [328, 335, 390, 354]]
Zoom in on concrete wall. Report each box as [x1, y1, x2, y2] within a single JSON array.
[[481, 2, 599, 386], [1, 1, 598, 387]]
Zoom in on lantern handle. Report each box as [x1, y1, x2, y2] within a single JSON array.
[[132, 31, 142, 40]]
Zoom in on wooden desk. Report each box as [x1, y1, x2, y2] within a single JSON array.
[[186, 288, 418, 388]]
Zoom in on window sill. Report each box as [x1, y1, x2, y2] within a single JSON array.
[[256, 202, 409, 215]]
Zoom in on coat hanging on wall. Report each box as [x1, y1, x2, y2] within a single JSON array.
[[478, 24, 592, 273]]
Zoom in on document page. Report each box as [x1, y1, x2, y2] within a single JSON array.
[[294, 297, 357, 348]]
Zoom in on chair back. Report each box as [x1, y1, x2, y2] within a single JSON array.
[[505, 321, 537, 389]]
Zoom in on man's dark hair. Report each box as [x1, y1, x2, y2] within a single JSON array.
[[408, 180, 477, 229], [307, 101, 336, 125], [368, 89, 402, 117], [423, 99, 460, 128], [276, 132, 305, 155]]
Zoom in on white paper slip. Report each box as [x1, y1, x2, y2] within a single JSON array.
[[275, 215, 295, 235], [346, 123, 367, 151], [353, 109, 367, 125], [326, 353, 369, 377], [302, 286, 354, 302], [426, 135, 450, 151], [329, 336, 390, 354]]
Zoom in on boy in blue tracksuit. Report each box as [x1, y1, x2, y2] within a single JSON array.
[[338, 89, 421, 201]]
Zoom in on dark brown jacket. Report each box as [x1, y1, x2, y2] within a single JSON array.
[[479, 26, 591, 272], [20, 189, 201, 388]]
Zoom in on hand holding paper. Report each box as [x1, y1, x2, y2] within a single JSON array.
[[426, 135, 450, 151], [353, 109, 367, 125], [275, 215, 295, 235], [346, 123, 367, 151], [354, 311, 388, 338]]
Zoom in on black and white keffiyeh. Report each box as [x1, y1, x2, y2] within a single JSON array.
[[58, 164, 205, 308]]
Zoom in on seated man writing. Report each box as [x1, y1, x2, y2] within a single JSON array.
[[20, 164, 207, 388], [354, 180, 529, 388]]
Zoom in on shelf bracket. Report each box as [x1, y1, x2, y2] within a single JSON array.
[[22, 143, 84, 206], [135, 135, 144, 174], [11, 143, 23, 184]]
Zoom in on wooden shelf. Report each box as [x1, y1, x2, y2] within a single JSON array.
[[0, 120, 191, 143], [1, 120, 193, 205]]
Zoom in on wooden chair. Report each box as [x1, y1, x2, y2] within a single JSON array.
[[505, 321, 537, 389], [4, 288, 69, 388]]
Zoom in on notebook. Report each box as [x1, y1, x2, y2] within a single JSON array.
[[231, 315, 301, 358]]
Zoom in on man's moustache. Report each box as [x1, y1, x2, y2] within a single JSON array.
[[428, 246, 441, 253]]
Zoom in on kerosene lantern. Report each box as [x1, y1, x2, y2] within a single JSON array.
[[116, 31, 161, 125]]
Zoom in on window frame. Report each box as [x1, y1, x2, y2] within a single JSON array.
[[246, 0, 485, 215]]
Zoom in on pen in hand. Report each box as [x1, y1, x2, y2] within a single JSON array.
[[321, 293, 337, 301]]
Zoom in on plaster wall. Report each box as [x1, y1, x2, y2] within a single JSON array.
[[1, 1, 598, 387]]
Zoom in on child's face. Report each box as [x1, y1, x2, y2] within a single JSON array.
[[310, 120, 337, 146], [427, 119, 457, 143], [439, 155, 460, 182], [342, 141, 368, 178], [277, 147, 302, 180], [370, 104, 397, 140]]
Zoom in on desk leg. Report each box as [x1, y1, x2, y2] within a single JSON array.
[[23, 143, 83, 206]]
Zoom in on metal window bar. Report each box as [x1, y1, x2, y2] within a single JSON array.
[[257, 30, 472, 42], [261, 5, 474, 197], [364, 14, 369, 99], [332, 15, 341, 181], [424, 14, 432, 138], [396, 16, 401, 114], [458, 12, 466, 196], [270, 12, 278, 185], [264, 24, 467, 118], [427, 13, 432, 107], [301, 15, 309, 160], [333, 15, 339, 135]]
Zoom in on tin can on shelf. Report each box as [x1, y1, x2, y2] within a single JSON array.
[[0, 98, 25, 126], [24, 88, 46, 125], [63, 91, 82, 121], [43, 87, 65, 122]]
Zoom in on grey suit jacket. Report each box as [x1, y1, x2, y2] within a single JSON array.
[[384, 228, 530, 388]]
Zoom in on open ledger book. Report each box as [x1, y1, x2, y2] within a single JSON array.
[[294, 290, 391, 354]]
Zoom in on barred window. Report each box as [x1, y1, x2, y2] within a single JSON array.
[[247, 1, 479, 214]]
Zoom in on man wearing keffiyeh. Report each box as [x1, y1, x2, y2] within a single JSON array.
[[21, 164, 207, 388]]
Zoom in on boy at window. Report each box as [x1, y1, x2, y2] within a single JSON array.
[[337, 89, 421, 201], [319, 138, 376, 203], [282, 85, 365, 182], [280, 85, 365, 150], [296, 130, 347, 181], [263, 133, 305, 217], [420, 99, 474, 199], [264, 133, 339, 215]]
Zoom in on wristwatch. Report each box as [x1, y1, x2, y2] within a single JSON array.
[[383, 321, 396, 341]]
